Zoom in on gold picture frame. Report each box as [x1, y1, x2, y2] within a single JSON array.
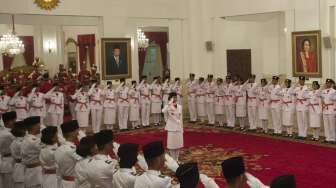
[[292, 30, 322, 78], [101, 38, 132, 80], [34, 0, 60, 10]]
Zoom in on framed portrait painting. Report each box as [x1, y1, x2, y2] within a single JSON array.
[[101, 38, 132, 80], [292, 30, 322, 78]]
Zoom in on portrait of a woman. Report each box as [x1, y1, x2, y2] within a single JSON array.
[[297, 39, 317, 73], [292, 30, 321, 78]]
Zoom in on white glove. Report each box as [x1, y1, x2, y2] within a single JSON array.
[[137, 154, 148, 171], [78, 130, 86, 140], [168, 98, 174, 105], [246, 173, 269, 188], [200, 174, 220, 188], [113, 142, 120, 157], [164, 154, 179, 172]]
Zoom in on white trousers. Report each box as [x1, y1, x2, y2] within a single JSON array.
[[312, 128, 320, 139], [91, 109, 103, 133], [225, 104, 235, 127], [323, 114, 336, 141], [69, 102, 76, 120], [296, 110, 308, 137], [248, 106, 257, 130], [152, 113, 161, 124], [206, 102, 215, 124], [49, 113, 63, 129], [188, 99, 197, 122], [118, 106, 129, 130], [141, 103, 150, 126], [271, 107, 282, 134]]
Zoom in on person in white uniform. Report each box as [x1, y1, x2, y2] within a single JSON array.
[[21, 116, 43, 188], [162, 77, 173, 122], [54, 120, 80, 188], [88, 81, 104, 133], [162, 92, 184, 162], [304, 81, 322, 141], [151, 77, 163, 126], [268, 76, 282, 135], [280, 79, 296, 137], [223, 76, 236, 128], [256, 78, 270, 133], [0, 87, 12, 117], [214, 78, 225, 127], [0, 111, 16, 188], [234, 77, 248, 130], [196, 77, 206, 124], [247, 75, 258, 131], [39, 126, 58, 188], [186, 73, 197, 123], [45, 84, 64, 128], [112, 143, 141, 188], [11, 88, 29, 121], [205, 75, 216, 126], [134, 141, 175, 188], [138, 76, 151, 127], [71, 86, 90, 132], [86, 130, 117, 188], [117, 78, 130, 130], [28, 86, 47, 124], [172, 78, 183, 106], [294, 76, 309, 139], [128, 81, 141, 129], [102, 81, 117, 130], [10, 121, 26, 188], [75, 136, 98, 188], [321, 79, 336, 143]]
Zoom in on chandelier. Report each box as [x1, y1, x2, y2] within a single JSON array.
[[137, 28, 149, 49], [0, 15, 25, 56]]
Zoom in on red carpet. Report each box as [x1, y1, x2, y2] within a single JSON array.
[[115, 127, 336, 188]]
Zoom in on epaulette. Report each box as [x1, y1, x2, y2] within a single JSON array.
[[105, 160, 112, 164], [131, 171, 143, 176], [158, 174, 166, 178]]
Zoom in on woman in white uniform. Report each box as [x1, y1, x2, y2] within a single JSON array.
[[257, 79, 270, 133], [214, 78, 225, 127], [39, 126, 59, 188], [234, 77, 248, 130], [102, 81, 117, 130], [304, 81, 322, 141], [128, 81, 140, 129], [196, 77, 206, 124], [280, 79, 296, 137], [71, 86, 90, 132], [162, 92, 183, 162]]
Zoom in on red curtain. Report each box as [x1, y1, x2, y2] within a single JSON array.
[[138, 32, 168, 77], [78, 34, 95, 70], [2, 36, 34, 70]]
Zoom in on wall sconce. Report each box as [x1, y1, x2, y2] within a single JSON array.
[[44, 40, 57, 54]]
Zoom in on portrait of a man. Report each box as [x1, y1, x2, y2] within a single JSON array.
[[101, 38, 131, 80], [292, 30, 322, 78]]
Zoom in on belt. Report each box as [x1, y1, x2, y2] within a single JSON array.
[[323, 103, 333, 110], [31, 105, 43, 109], [248, 97, 256, 100], [16, 106, 28, 111], [141, 94, 150, 99], [62, 176, 76, 181], [270, 100, 280, 103], [44, 168, 57, 174], [106, 98, 115, 102], [308, 103, 319, 112], [119, 98, 128, 102], [0, 108, 8, 112], [26, 162, 41, 168], [77, 101, 88, 110], [282, 100, 292, 106], [50, 102, 62, 109], [297, 99, 307, 104]]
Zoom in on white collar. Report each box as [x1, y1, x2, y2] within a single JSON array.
[[147, 170, 161, 176]]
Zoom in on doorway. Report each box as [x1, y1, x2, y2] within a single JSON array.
[[227, 49, 251, 81]]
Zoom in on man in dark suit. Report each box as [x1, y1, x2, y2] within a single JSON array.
[[106, 46, 128, 75]]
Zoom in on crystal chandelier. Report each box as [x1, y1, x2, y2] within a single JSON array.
[[0, 15, 25, 56], [137, 28, 149, 49]]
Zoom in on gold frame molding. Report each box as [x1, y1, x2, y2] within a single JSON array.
[[292, 30, 322, 78], [101, 38, 132, 80]]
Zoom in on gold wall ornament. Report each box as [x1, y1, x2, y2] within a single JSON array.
[[34, 0, 60, 10]]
